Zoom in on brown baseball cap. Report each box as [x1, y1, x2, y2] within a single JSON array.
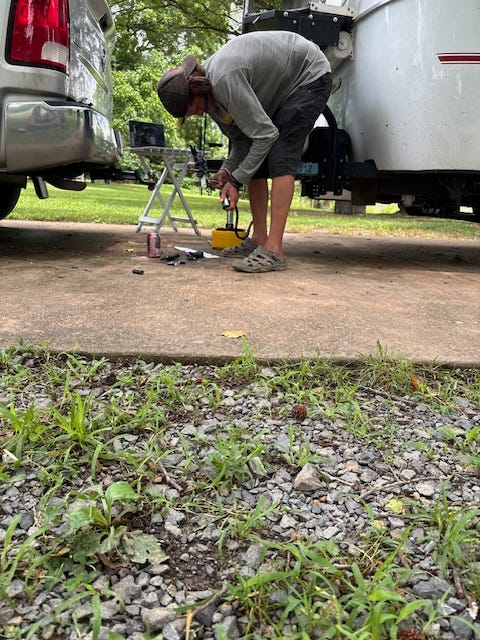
[[157, 54, 198, 118]]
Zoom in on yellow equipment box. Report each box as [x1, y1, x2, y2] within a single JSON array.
[[211, 228, 247, 250]]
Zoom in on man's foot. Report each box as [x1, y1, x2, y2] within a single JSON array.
[[232, 246, 287, 273]]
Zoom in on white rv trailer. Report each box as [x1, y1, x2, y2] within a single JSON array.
[[243, 0, 480, 220]]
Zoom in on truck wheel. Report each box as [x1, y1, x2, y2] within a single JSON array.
[[0, 185, 21, 220]]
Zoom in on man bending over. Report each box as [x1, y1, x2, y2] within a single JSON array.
[[157, 30, 332, 273]]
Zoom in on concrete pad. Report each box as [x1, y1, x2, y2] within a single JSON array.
[[0, 219, 479, 365]]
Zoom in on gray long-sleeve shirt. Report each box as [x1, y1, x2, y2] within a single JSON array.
[[203, 30, 330, 185]]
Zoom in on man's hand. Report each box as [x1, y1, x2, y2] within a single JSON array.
[[220, 182, 239, 210], [209, 168, 231, 190]]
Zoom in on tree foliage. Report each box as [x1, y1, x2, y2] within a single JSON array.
[[112, 0, 245, 70], [111, 0, 282, 165]]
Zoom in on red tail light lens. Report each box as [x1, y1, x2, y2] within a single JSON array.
[[8, 0, 70, 72]]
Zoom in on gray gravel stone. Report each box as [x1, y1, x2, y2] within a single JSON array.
[[5, 579, 26, 599], [111, 575, 142, 603], [412, 577, 453, 599], [214, 615, 240, 639], [293, 462, 324, 491], [242, 543, 263, 568], [140, 606, 177, 631], [449, 615, 475, 640]]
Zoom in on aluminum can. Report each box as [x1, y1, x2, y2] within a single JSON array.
[[147, 232, 161, 258]]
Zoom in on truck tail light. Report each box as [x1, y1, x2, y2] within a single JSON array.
[[8, 0, 70, 72]]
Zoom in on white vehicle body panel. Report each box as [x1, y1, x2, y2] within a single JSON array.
[[325, 0, 480, 171]]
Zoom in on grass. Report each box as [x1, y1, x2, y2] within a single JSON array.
[[9, 180, 480, 240], [1, 342, 480, 639]]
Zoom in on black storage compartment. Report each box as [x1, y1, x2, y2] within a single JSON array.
[[243, 8, 353, 49], [299, 126, 352, 197]]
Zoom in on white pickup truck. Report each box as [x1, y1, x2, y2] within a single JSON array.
[[0, 0, 122, 219]]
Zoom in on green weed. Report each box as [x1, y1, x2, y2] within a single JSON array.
[[63, 481, 167, 565], [202, 425, 266, 488], [227, 537, 434, 639], [280, 424, 330, 469], [407, 489, 480, 597], [217, 340, 259, 383]]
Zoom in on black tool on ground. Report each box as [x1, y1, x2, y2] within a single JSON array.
[[186, 250, 204, 260]]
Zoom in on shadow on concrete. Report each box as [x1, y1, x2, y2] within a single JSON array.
[[1, 220, 479, 275], [288, 236, 480, 274], [0, 223, 126, 261]]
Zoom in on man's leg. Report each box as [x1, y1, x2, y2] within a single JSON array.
[[263, 174, 295, 259], [247, 178, 269, 246], [260, 74, 333, 259]]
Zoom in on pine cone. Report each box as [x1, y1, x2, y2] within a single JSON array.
[[291, 403, 308, 421], [398, 629, 426, 640]]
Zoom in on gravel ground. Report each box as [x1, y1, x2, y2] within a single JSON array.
[[1, 354, 479, 640]]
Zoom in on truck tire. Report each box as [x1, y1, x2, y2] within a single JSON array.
[[0, 185, 21, 220]]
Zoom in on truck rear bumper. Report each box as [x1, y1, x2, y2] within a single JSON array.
[[4, 100, 121, 173]]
